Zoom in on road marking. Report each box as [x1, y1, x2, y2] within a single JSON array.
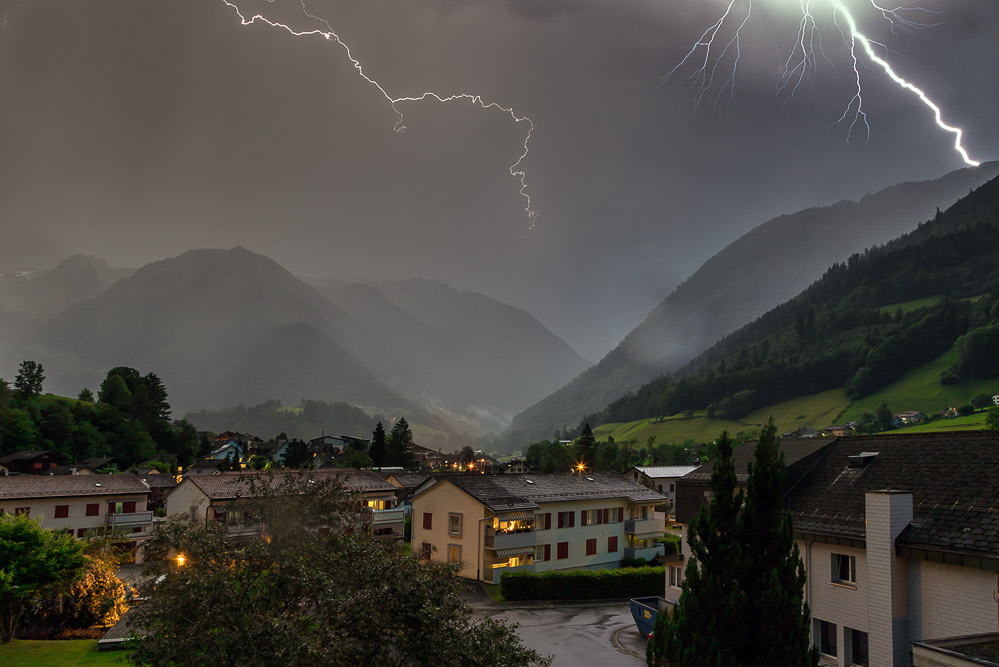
[[611, 625, 646, 662]]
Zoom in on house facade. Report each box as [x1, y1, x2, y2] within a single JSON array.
[[411, 473, 667, 583], [625, 465, 698, 515], [0, 474, 154, 555], [671, 432, 999, 667], [165, 469, 405, 540], [0, 450, 65, 475]]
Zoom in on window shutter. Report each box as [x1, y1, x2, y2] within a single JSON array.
[[618, 507, 623, 522], [544, 544, 551, 561], [423, 513, 432, 530], [581, 511, 588, 526], [123, 501, 136, 513], [569, 512, 575, 528], [545, 513, 552, 530], [558, 512, 564, 529]]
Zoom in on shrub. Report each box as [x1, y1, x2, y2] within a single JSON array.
[[958, 404, 975, 416], [500, 566, 665, 601], [619, 557, 648, 568]]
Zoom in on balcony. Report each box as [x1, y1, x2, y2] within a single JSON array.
[[484, 530, 535, 551], [624, 544, 665, 561], [105, 511, 154, 527], [371, 508, 405, 526], [625, 517, 663, 535]]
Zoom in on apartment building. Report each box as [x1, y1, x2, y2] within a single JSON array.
[[165, 469, 405, 539], [0, 473, 154, 550], [671, 432, 999, 667], [625, 465, 699, 513], [411, 473, 667, 583]]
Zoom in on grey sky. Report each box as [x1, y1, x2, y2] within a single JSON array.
[[1, 0, 997, 359]]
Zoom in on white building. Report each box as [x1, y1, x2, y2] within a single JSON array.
[[671, 433, 999, 667], [625, 465, 698, 514], [411, 472, 667, 583]]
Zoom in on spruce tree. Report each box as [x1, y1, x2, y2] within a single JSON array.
[[653, 432, 743, 667], [575, 423, 596, 470], [386, 418, 413, 469], [369, 422, 387, 468], [737, 419, 816, 666]]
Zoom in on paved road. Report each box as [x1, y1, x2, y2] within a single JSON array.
[[478, 603, 647, 666]]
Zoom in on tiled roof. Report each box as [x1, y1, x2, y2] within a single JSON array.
[[0, 450, 57, 464], [785, 431, 999, 558], [179, 469, 396, 500], [433, 473, 666, 513], [684, 438, 837, 484], [140, 475, 178, 489], [386, 472, 433, 489], [632, 466, 700, 479], [0, 473, 151, 500]]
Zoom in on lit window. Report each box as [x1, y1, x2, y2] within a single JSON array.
[[832, 553, 856, 586], [447, 544, 461, 564]]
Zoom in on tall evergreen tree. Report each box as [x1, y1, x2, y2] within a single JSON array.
[[574, 423, 596, 470], [13, 360, 45, 400], [385, 418, 413, 469], [736, 419, 816, 666], [652, 432, 743, 666], [369, 422, 387, 468]]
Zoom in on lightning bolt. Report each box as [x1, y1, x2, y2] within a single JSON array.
[[220, 0, 538, 227], [663, 0, 980, 167]]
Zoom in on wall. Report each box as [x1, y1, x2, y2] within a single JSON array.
[[0, 493, 148, 536], [410, 481, 487, 580], [165, 479, 211, 523], [801, 541, 869, 666], [907, 560, 998, 642], [533, 499, 631, 573]]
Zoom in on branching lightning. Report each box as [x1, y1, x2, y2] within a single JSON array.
[[662, 0, 980, 167], [220, 0, 538, 226]]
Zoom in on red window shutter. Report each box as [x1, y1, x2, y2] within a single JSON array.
[[586, 538, 596, 556], [608, 536, 618, 553], [123, 501, 136, 513], [54, 505, 69, 519], [557, 542, 568, 559], [602, 508, 610, 524], [422, 513, 432, 530], [545, 513, 551, 530], [558, 512, 564, 529], [77, 528, 87, 538], [571, 512, 575, 528], [581, 512, 588, 526], [618, 508, 624, 522], [86, 503, 99, 517], [544, 544, 551, 561]]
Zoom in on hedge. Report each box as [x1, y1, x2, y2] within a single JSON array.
[[500, 566, 665, 601]]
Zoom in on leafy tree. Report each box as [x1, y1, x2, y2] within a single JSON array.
[[958, 404, 975, 417], [13, 360, 44, 400], [876, 399, 894, 431], [249, 455, 269, 471], [386, 418, 413, 469], [369, 422, 387, 467], [736, 420, 816, 665], [39, 401, 75, 453], [1, 408, 40, 454], [77, 388, 95, 403], [129, 475, 548, 666], [987, 406, 999, 431], [971, 393, 993, 410], [280, 440, 310, 469], [458, 445, 475, 464], [98, 374, 132, 412], [0, 513, 87, 642], [654, 432, 743, 666], [574, 423, 596, 470], [105, 366, 142, 393]]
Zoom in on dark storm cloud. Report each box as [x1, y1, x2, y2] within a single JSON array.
[[1, 0, 997, 360]]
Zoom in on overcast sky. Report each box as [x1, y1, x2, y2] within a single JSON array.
[[1, 0, 997, 359]]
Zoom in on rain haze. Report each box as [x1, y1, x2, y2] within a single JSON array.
[[2, 0, 998, 361]]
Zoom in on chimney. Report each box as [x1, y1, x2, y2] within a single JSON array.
[[865, 490, 912, 667]]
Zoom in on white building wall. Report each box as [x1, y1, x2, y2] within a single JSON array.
[[907, 560, 998, 641], [533, 499, 631, 573], [800, 541, 869, 666], [0, 494, 148, 536]]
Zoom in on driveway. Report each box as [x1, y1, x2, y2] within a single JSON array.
[[477, 602, 647, 666]]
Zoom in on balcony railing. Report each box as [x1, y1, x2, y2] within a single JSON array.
[[105, 511, 154, 527], [371, 508, 405, 525], [485, 530, 535, 551], [624, 544, 665, 561], [624, 517, 663, 534]]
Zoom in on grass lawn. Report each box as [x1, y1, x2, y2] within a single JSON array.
[[892, 412, 989, 433], [481, 582, 505, 603], [0, 640, 128, 666], [878, 295, 943, 314]]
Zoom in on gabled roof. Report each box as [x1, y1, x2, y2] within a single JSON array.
[[0, 473, 150, 500], [176, 469, 396, 501], [785, 431, 999, 559], [0, 450, 60, 465], [683, 438, 837, 484], [385, 472, 433, 489], [631, 466, 699, 479], [424, 473, 666, 513], [140, 475, 178, 489]]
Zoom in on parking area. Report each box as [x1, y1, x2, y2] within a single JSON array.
[[477, 602, 647, 666]]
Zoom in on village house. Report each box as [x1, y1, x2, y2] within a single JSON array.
[[895, 410, 928, 426], [165, 469, 405, 540], [625, 465, 699, 515], [0, 450, 66, 475], [411, 473, 667, 583], [0, 473, 154, 558], [49, 456, 120, 475], [504, 459, 531, 474], [671, 432, 999, 667]]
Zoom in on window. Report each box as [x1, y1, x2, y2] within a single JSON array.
[[448, 513, 462, 537], [54, 505, 70, 519], [669, 483, 675, 493], [123, 501, 136, 514], [14, 507, 29, 516], [608, 536, 618, 553], [367, 499, 389, 510], [832, 553, 856, 586], [582, 509, 603, 526], [669, 565, 683, 587], [77, 528, 87, 538], [815, 619, 837, 658], [586, 538, 597, 555], [447, 544, 461, 564], [557, 511, 575, 529], [536, 513, 551, 530], [657, 484, 663, 493], [846, 628, 868, 666], [536, 544, 552, 561], [420, 542, 432, 560], [422, 512, 432, 530], [605, 508, 620, 524], [109, 501, 123, 514], [86, 503, 99, 517], [556, 542, 569, 559]]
